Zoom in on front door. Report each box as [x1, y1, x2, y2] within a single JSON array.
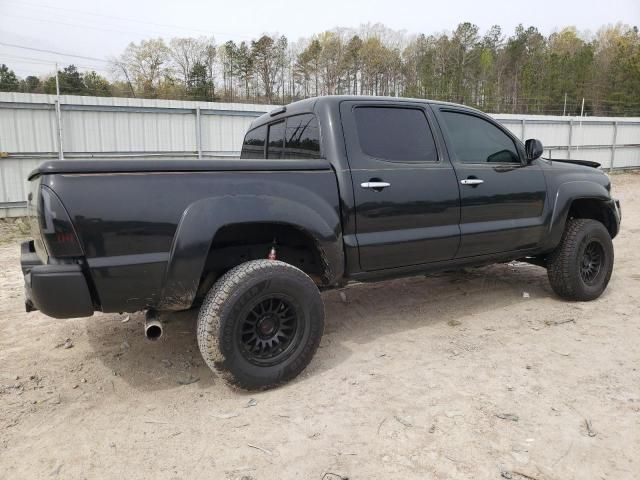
[[340, 101, 461, 271], [433, 107, 547, 258]]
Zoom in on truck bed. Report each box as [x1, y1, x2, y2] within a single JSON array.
[[27, 158, 343, 316]]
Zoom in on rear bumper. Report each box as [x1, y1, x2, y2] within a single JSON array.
[[21, 241, 94, 319]]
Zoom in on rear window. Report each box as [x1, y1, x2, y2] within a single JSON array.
[[354, 107, 438, 162], [240, 114, 321, 160], [240, 125, 267, 159], [284, 114, 321, 159]]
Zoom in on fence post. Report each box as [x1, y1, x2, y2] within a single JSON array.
[[567, 118, 573, 160], [521, 119, 526, 141], [195, 107, 203, 159], [54, 100, 64, 160], [610, 121, 618, 171]]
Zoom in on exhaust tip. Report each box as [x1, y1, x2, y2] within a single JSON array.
[[145, 321, 163, 341], [144, 310, 163, 341]]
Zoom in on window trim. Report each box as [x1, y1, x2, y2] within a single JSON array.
[[437, 108, 525, 166], [266, 120, 286, 159], [352, 104, 441, 164]]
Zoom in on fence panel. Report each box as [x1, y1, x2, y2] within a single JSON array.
[[1, 92, 639, 217]]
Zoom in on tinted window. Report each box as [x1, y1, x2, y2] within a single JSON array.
[[283, 114, 321, 159], [267, 121, 285, 159], [440, 111, 520, 164], [354, 107, 437, 162], [240, 125, 266, 159]]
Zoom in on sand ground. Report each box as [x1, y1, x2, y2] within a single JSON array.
[[1, 172, 639, 480]]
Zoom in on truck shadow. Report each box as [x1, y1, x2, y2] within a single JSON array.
[[86, 262, 552, 392], [85, 309, 216, 392], [308, 262, 553, 377]]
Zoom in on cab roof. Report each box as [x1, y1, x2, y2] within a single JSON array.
[[248, 95, 481, 131]]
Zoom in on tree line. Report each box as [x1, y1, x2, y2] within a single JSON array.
[[1, 22, 639, 116]]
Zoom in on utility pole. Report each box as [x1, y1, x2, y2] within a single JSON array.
[[54, 63, 64, 160], [576, 97, 585, 155]]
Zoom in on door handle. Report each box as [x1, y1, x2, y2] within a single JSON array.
[[460, 178, 484, 185], [361, 181, 391, 189]]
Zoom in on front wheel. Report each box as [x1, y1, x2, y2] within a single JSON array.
[[197, 260, 324, 389], [547, 218, 614, 301]]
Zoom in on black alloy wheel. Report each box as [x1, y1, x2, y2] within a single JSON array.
[[580, 240, 605, 285], [238, 295, 301, 366]]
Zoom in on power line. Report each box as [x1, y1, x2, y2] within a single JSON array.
[[1, 13, 176, 41], [3, 0, 253, 40], [1, 54, 58, 66], [0, 41, 109, 63], [1, 54, 112, 73]]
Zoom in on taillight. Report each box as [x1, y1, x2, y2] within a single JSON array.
[[38, 185, 83, 257]]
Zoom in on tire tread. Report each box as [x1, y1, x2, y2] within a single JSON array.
[[547, 218, 613, 301], [197, 260, 321, 389]]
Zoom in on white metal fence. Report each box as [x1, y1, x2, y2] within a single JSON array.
[[494, 113, 640, 169], [1, 92, 639, 218], [0, 92, 279, 217]]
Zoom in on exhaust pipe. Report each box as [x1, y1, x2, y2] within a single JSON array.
[[145, 310, 163, 341]]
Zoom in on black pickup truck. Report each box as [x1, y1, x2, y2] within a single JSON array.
[[21, 96, 621, 389]]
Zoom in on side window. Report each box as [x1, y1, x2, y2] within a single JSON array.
[[354, 106, 438, 162], [283, 114, 321, 159], [267, 121, 285, 159], [240, 125, 266, 159], [440, 111, 520, 164]]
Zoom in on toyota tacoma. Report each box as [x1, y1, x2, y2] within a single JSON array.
[[20, 96, 621, 389]]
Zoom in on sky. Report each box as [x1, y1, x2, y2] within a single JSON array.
[[1, 0, 639, 77]]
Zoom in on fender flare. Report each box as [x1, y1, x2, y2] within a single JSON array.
[[158, 194, 343, 310], [545, 180, 613, 250]]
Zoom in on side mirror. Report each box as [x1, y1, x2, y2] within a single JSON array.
[[525, 138, 543, 163]]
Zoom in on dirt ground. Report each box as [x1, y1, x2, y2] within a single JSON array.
[[1, 173, 639, 480]]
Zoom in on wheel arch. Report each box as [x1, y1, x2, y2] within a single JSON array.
[[566, 198, 619, 238], [159, 196, 343, 310], [545, 181, 618, 251]]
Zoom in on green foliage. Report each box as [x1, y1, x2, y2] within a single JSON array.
[[187, 62, 213, 101], [44, 65, 85, 94], [39, 65, 111, 97], [22, 76, 42, 93], [83, 71, 112, 96], [0, 64, 19, 92]]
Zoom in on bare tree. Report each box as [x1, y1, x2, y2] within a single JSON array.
[[112, 39, 170, 97], [169, 37, 214, 87], [252, 35, 285, 103]]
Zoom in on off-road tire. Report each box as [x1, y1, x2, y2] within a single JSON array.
[[197, 260, 324, 389], [547, 218, 614, 301]]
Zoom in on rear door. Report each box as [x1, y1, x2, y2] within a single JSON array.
[[433, 107, 547, 258], [340, 100, 461, 271]]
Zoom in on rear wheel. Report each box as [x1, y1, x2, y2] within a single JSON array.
[[197, 260, 324, 389], [547, 218, 614, 301]]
